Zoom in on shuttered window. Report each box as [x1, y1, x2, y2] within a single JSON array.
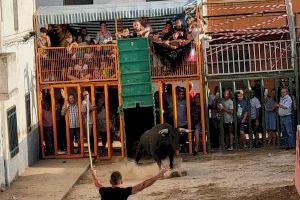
[[7, 106, 19, 158]]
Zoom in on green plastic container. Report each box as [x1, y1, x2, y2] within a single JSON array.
[[118, 38, 153, 109]]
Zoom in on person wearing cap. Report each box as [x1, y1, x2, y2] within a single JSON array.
[[91, 167, 167, 200]]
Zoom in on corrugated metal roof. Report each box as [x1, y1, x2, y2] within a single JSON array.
[[36, 0, 196, 25]]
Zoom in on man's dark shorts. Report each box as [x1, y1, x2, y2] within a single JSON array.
[[70, 128, 80, 141], [223, 123, 233, 135], [238, 123, 248, 133]]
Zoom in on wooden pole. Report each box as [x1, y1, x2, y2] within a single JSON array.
[[158, 81, 164, 124], [104, 84, 112, 158], [185, 81, 193, 155], [38, 89, 45, 158]]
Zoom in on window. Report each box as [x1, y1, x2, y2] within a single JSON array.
[[7, 106, 19, 158], [13, 0, 18, 31], [63, 0, 93, 5], [25, 93, 31, 132]]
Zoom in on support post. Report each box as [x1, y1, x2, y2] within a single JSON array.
[[185, 81, 193, 155], [50, 86, 58, 156], [104, 84, 112, 158], [158, 81, 164, 124]]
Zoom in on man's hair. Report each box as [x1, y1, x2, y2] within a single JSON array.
[[110, 171, 122, 185], [122, 27, 129, 31], [40, 27, 47, 33]]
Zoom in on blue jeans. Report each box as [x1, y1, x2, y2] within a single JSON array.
[[280, 115, 295, 148]]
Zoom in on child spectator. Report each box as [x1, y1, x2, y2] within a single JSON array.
[[116, 27, 131, 39], [265, 89, 277, 146], [65, 34, 78, 59], [38, 27, 51, 58], [79, 27, 92, 44], [177, 88, 188, 153], [172, 18, 186, 40], [67, 59, 90, 80], [249, 90, 261, 148], [161, 21, 173, 41], [84, 48, 94, 65], [132, 20, 150, 38]]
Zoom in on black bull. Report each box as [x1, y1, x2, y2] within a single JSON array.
[[135, 123, 189, 169]]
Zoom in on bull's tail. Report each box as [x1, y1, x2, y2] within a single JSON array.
[[135, 142, 143, 164]]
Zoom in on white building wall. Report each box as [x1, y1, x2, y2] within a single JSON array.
[[0, 0, 39, 188]]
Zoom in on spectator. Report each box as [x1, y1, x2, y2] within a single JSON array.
[[38, 27, 51, 48], [91, 167, 167, 200], [265, 89, 277, 146], [177, 89, 188, 153], [57, 24, 72, 47], [65, 34, 78, 58], [172, 18, 186, 40], [189, 81, 196, 101], [56, 98, 66, 151], [84, 47, 94, 65], [237, 90, 248, 149], [249, 90, 261, 148], [161, 21, 173, 41], [67, 59, 90, 80], [208, 86, 219, 148], [79, 27, 92, 44], [141, 17, 152, 34], [95, 22, 113, 44], [220, 89, 234, 151], [132, 20, 150, 38], [277, 88, 294, 150], [42, 101, 54, 155], [186, 16, 194, 34], [47, 24, 59, 47], [116, 27, 131, 39], [82, 91, 97, 151], [61, 93, 81, 154], [191, 93, 201, 155]]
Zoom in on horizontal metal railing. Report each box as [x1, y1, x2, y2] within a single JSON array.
[[37, 44, 118, 84], [206, 40, 292, 76]]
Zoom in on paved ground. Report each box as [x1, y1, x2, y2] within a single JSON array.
[[0, 159, 89, 200], [65, 148, 298, 200]]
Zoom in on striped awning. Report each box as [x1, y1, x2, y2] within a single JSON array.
[[36, 0, 197, 25]]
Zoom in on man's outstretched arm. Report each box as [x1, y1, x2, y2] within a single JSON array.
[[91, 167, 103, 189], [132, 168, 167, 194]]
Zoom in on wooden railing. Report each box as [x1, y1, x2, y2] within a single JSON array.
[[151, 40, 200, 79], [37, 44, 118, 84]]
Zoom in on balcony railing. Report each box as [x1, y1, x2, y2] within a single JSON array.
[[37, 44, 118, 84], [206, 40, 292, 76], [151, 40, 200, 79]]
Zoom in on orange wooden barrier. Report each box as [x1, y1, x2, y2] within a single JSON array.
[[295, 125, 300, 195]]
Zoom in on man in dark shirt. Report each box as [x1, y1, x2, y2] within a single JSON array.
[[91, 167, 167, 200]]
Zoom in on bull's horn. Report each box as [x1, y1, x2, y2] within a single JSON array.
[[178, 128, 190, 133], [159, 128, 169, 135]]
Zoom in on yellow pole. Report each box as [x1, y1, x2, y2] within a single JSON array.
[[104, 84, 112, 158], [185, 81, 193, 155]]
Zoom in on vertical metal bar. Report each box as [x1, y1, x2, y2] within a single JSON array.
[[269, 42, 273, 71], [158, 81, 164, 124], [243, 44, 246, 72], [221, 46, 225, 74], [185, 81, 193, 155], [279, 41, 283, 70], [104, 84, 112, 159], [274, 42, 278, 71], [258, 43, 262, 71], [219, 82, 225, 150], [253, 43, 257, 72], [231, 45, 235, 74], [50, 86, 58, 156], [172, 81, 178, 128], [248, 44, 251, 72], [261, 79, 266, 146], [227, 45, 230, 74], [210, 46, 214, 75], [237, 44, 241, 73], [233, 81, 238, 149], [91, 85, 98, 157], [285, 41, 289, 69]]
